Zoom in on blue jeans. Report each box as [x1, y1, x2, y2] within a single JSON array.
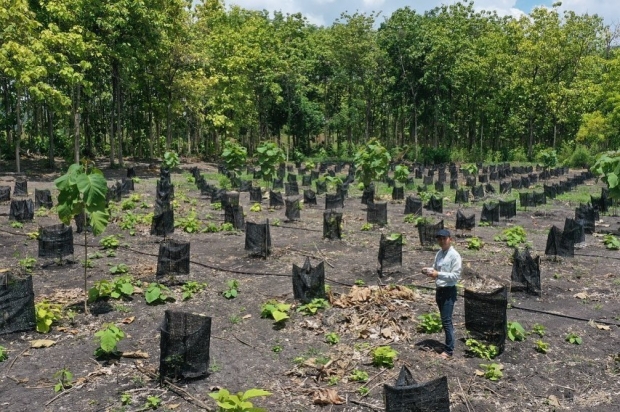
[[436, 286, 457, 355]]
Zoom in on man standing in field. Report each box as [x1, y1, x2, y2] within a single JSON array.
[[422, 229, 462, 359]]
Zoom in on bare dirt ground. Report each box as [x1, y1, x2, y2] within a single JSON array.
[[0, 158, 619, 412]]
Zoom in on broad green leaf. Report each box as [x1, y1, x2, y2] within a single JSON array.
[[242, 389, 272, 400], [89, 210, 110, 236], [145, 288, 160, 304], [272, 310, 289, 323], [76, 173, 108, 207], [119, 283, 133, 295], [607, 172, 618, 188], [99, 330, 117, 353]]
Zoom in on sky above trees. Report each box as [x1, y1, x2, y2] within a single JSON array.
[[228, 0, 618, 26]]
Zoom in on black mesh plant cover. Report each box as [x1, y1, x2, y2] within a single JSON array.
[[383, 366, 450, 412], [455, 188, 469, 204], [511, 248, 541, 296], [601, 188, 612, 212], [0, 186, 10, 201], [464, 286, 508, 354], [157, 179, 174, 203], [415, 168, 423, 179], [285, 197, 301, 221], [245, 220, 271, 257], [273, 178, 284, 190], [449, 179, 458, 190], [361, 185, 375, 205], [437, 172, 446, 184], [480, 203, 500, 225], [543, 184, 556, 199], [499, 199, 516, 219], [311, 170, 320, 180], [287, 174, 297, 183], [471, 185, 485, 201], [285, 182, 299, 196], [434, 182, 444, 193], [478, 174, 488, 183], [38, 224, 74, 259], [156, 240, 190, 282], [367, 202, 388, 226], [533, 192, 546, 206], [544, 226, 574, 258], [222, 191, 240, 208], [121, 178, 134, 194], [292, 257, 326, 303], [511, 178, 522, 189], [210, 188, 225, 204], [151, 199, 175, 236], [107, 184, 120, 203], [0, 273, 36, 335], [225, 205, 245, 230], [239, 180, 252, 192], [14, 178, 27, 196], [304, 189, 317, 206], [160, 310, 211, 381], [529, 173, 538, 184], [466, 176, 476, 187], [269, 190, 284, 208], [302, 175, 312, 186], [325, 193, 344, 210], [337, 184, 348, 200], [253, 170, 262, 180], [378, 233, 403, 275], [323, 210, 343, 240], [490, 171, 498, 181], [563, 218, 585, 243], [249, 187, 262, 203], [500, 181, 511, 194], [9, 199, 34, 222], [519, 192, 533, 209], [427, 169, 435, 177], [485, 183, 496, 194], [315, 180, 327, 195], [386, 177, 395, 188], [423, 176, 433, 186], [404, 196, 423, 216], [456, 210, 475, 230], [74, 211, 91, 234], [127, 167, 136, 178], [392, 186, 405, 200], [521, 176, 530, 189], [424, 195, 443, 213], [575, 203, 596, 234], [277, 168, 286, 180], [34, 189, 53, 209], [417, 220, 444, 247]]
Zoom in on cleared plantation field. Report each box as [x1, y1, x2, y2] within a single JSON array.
[[0, 159, 619, 412]]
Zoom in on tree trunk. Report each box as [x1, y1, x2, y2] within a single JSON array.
[[109, 61, 117, 167], [116, 68, 124, 167], [47, 105, 55, 168], [528, 115, 534, 159], [15, 88, 22, 173], [74, 84, 81, 164]]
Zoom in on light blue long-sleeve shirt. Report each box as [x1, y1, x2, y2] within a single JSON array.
[[433, 246, 462, 288]]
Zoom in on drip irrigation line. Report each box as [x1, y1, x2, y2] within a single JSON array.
[[509, 304, 620, 327], [573, 252, 620, 261]]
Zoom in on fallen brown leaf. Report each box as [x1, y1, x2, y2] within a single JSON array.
[[30, 339, 56, 348], [121, 350, 149, 359], [312, 388, 344, 405], [121, 316, 135, 324]]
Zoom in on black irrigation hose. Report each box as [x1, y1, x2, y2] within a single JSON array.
[[509, 304, 620, 327], [573, 252, 620, 261]]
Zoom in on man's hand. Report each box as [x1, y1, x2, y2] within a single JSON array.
[[422, 267, 438, 278]]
